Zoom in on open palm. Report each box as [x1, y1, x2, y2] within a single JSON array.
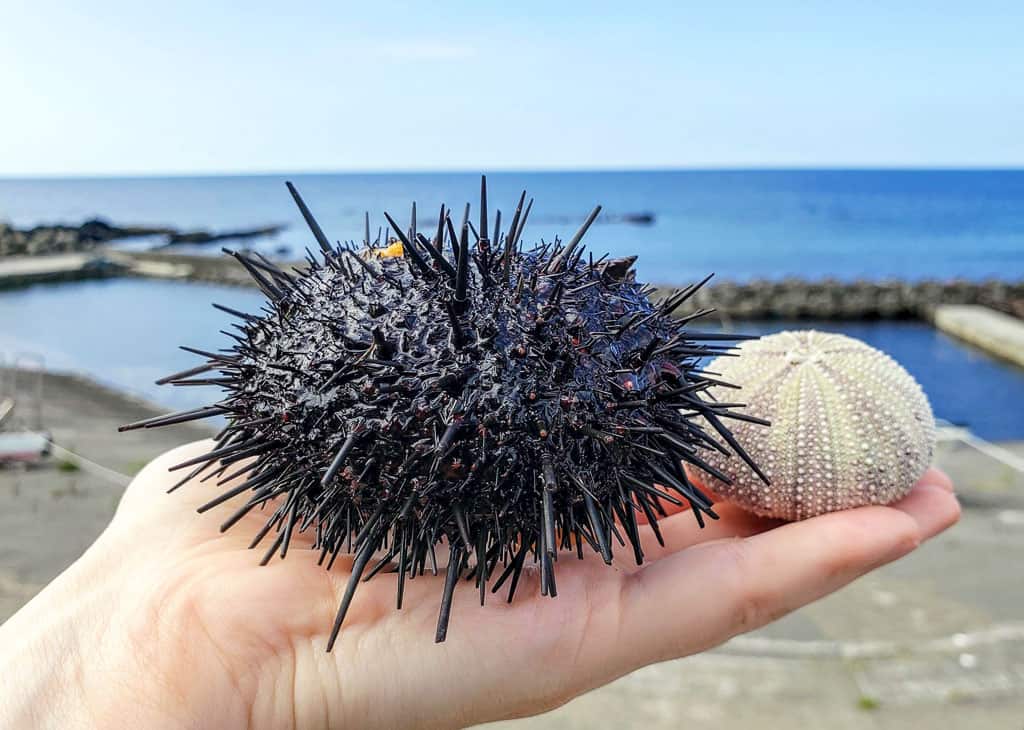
[[28, 439, 958, 729]]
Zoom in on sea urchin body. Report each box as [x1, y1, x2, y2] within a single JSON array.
[[120, 177, 766, 648], [692, 330, 935, 521]]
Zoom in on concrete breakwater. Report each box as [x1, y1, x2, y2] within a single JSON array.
[[2, 249, 1022, 324], [0, 219, 284, 257], [108, 250, 259, 286], [671, 277, 1024, 322], [0, 253, 125, 289], [116, 251, 1024, 322]]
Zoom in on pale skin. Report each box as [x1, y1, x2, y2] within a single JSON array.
[[0, 439, 959, 729]]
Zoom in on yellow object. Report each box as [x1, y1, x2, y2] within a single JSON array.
[[380, 240, 404, 258]]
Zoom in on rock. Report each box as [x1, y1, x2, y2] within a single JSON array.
[[77, 218, 123, 242], [162, 224, 285, 246], [0, 219, 285, 258]]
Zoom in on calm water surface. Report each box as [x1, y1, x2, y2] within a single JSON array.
[[2, 170, 1022, 283]]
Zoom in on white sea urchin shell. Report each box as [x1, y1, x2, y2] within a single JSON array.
[[695, 330, 936, 520]]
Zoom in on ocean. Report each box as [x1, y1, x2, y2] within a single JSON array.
[[3, 169, 1023, 283], [2, 170, 1023, 439]]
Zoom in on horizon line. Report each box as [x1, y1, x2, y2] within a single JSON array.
[[3, 164, 1024, 181]]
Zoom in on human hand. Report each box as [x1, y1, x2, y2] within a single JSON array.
[[0, 440, 959, 729]]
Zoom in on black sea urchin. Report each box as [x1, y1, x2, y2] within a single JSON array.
[[120, 177, 768, 649]]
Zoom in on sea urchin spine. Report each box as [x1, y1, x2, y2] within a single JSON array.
[[120, 177, 767, 649]]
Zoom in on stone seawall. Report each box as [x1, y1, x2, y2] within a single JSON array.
[[0, 254, 125, 290], [5, 249, 1022, 324], [109, 250, 258, 287], [661, 278, 1024, 322]]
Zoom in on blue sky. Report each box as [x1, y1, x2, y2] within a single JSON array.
[[2, 1, 1021, 175]]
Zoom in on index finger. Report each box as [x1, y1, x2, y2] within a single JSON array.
[[615, 481, 960, 668]]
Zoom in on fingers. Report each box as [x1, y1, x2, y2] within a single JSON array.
[[888, 481, 960, 536], [617, 481, 960, 668], [635, 465, 956, 563], [918, 466, 954, 493], [632, 503, 783, 566]]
